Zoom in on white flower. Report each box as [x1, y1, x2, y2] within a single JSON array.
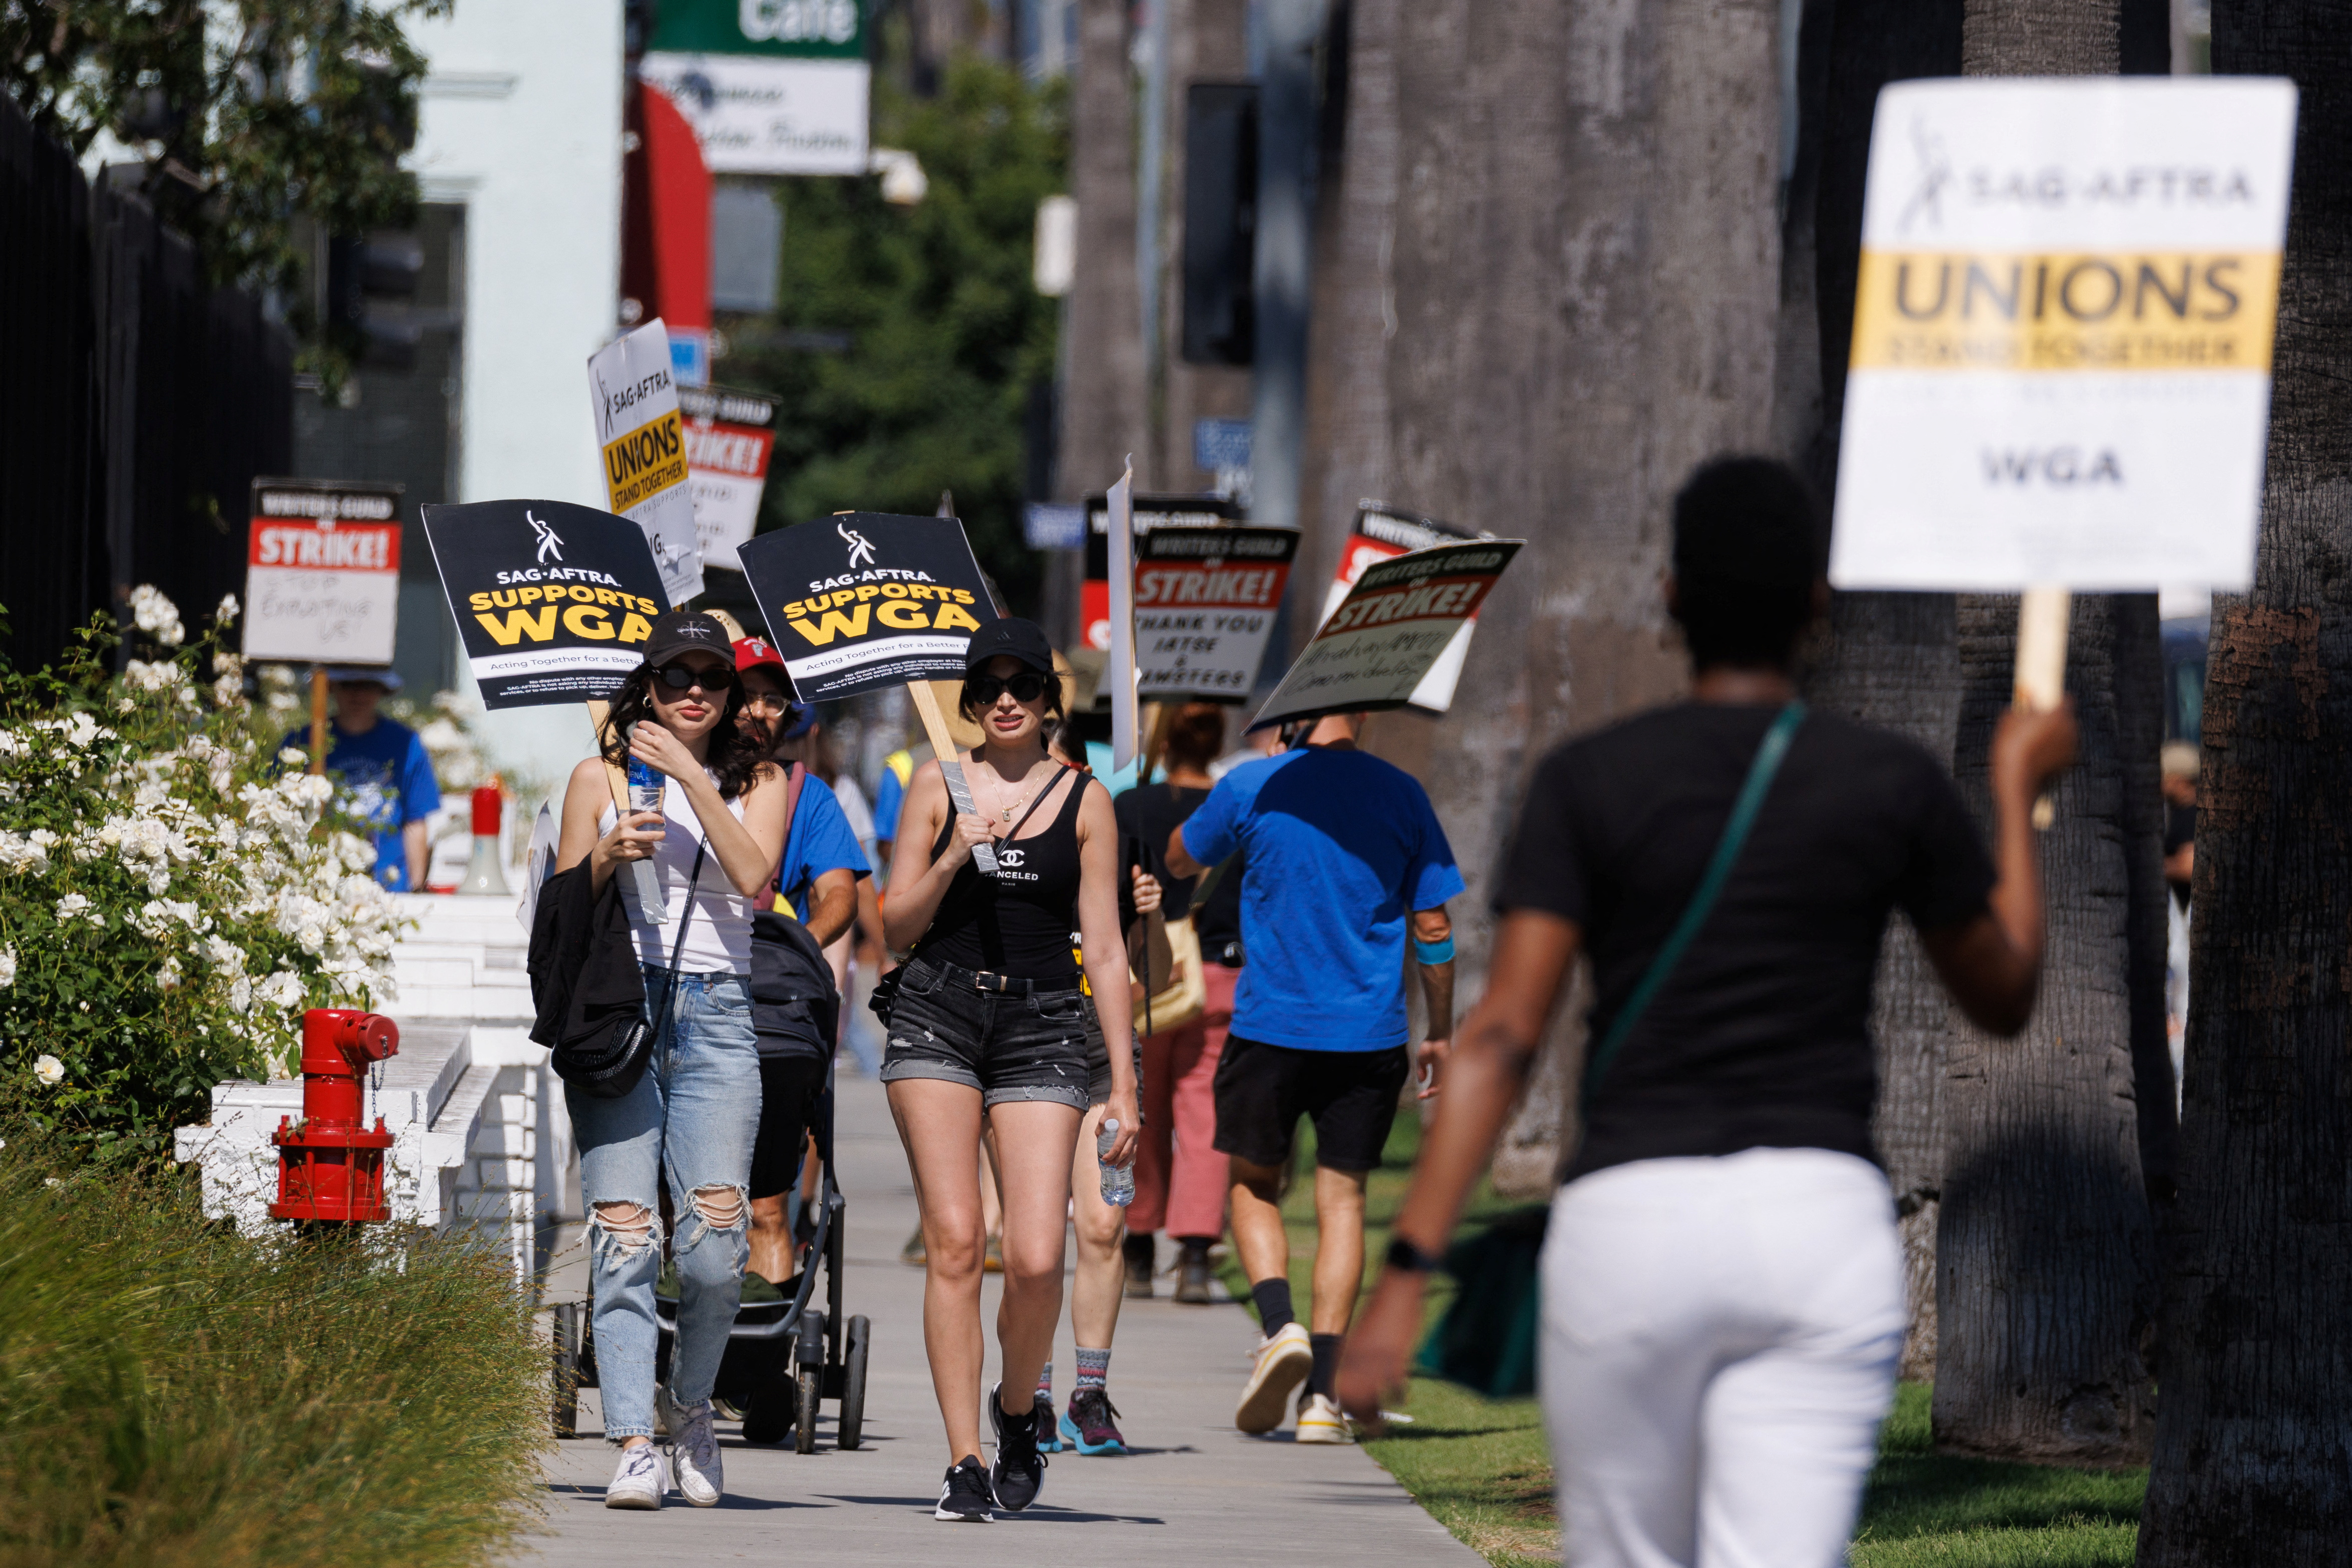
[[0, 947, 15, 986], [54, 893, 91, 923], [115, 697, 135, 714], [0, 730, 23, 759], [228, 975, 253, 1013], [33, 1055, 64, 1086], [216, 593, 240, 624], [130, 584, 184, 647], [257, 971, 305, 1010], [124, 659, 188, 695], [278, 747, 308, 767], [157, 956, 182, 990], [0, 833, 51, 874], [211, 676, 246, 710]]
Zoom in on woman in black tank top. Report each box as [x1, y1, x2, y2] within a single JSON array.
[[878, 618, 1139, 1519]]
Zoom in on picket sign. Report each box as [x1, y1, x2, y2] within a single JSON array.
[[1835, 77, 2297, 824], [422, 498, 674, 920], [736, 511, 1004, 873], [1105, 460, 1140, 772], [589, 320, 705, 607]]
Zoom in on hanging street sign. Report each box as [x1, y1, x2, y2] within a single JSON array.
[[640, 0, 870, 177]]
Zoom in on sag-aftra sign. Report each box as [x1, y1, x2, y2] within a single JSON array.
[[422, 499, 670, 707], [1833, 78, 2296, 593], [736, 512, 997, 701]]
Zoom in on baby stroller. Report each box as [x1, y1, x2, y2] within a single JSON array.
[[547, 1060, 871, 1453]]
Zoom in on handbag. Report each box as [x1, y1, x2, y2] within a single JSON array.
[[1133, 913, 1208, 1037], [559, 837, 706, 1099], [1415, 701, 1807, 1398]]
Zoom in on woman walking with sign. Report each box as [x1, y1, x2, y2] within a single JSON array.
[[880, 617, 1140, 1521], [1337, 459, 2079, 1566], [552, 610, 793, 1511]]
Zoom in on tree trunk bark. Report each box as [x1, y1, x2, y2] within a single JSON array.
[[1060, 0, 1149, 501], [1927, 0, 2168, 1467], [1795, 0, 1965, 1383], [2139, 0, 2352, 1552], [1373, 0, 1783, 1187], [1937, 593, 2160, 1465]]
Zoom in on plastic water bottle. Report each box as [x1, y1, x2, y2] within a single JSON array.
[[624, 725, 664, 816], [1097, 1119, 1135, 1207]]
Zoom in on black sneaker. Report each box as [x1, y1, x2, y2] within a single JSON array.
[[988, 1382, 1047, 1510], [935, 1454, 994, 1521]]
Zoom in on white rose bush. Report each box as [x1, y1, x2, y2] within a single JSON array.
[[1, 591, 403, 1161]]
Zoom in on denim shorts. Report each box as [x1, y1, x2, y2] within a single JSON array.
[[879, 954, 1096, 1112]]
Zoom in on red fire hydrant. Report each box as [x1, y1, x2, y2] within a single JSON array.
[[270, 1008, 400, 1224]]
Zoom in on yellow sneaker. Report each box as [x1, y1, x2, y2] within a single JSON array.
[[1295, 1392, 1354, 1444], [1236, 1321, 1314, 1434]]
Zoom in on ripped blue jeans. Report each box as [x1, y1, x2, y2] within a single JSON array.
[[566, 966, 760, 1441]]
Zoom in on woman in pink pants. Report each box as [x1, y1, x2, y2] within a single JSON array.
[[1116, 705, 1245, 1303]]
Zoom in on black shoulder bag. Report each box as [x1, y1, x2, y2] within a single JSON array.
[[1414, 702, 1807, 1398], [559, 838, 706, 1099], [751, 764, 843, 1055]]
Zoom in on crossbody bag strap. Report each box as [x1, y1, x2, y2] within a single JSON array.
[[649, 837, 709, 1045], [771, 761, 808, 913], [1582, 700, 1807, 1098]]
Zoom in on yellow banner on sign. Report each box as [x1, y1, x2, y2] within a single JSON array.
[[1851, 250, 2280, 372], [601, 408, 690, 512]]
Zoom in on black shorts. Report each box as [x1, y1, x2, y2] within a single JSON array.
[[1212, 1036, 1409, 1174], [750, 1055, 827, 1201], [878, 955, 1095, 1112]]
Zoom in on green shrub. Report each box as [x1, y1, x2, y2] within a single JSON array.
[[0, 1132, 546, 1568], [0, 592, 406, 1164]]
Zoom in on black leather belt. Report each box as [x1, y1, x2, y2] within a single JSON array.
[[926, 958, 1083, 996]]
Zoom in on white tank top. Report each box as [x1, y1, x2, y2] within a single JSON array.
[[600, 767, 753, 975]]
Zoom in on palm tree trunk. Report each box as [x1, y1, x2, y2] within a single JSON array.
[[1795, 0, 1965, 1383], [1918, 0, 2170, 1467], [2138, 0, 2352, 1551], [1061, 0, 1149, 498], [1371, 0, 1784, 1185]]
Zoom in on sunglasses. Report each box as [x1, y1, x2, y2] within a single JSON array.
[[967, 670, 1050, 705], [741, 689, 796, 714], [652, 662, 738, 693]]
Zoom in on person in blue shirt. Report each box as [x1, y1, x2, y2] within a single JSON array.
[[282, 668, 441, 892], [733, 636, 872, 1294], [1165, 710, 1463, 1443]]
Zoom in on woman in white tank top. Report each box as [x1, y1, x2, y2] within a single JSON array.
[[553, 611, 792, 1512]]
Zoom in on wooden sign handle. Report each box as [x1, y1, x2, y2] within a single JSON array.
[[585, 697, 667, 921], [2012, 585, 2069, 831], [908, 680, 1000, 875], [308, 665, 329, 776]]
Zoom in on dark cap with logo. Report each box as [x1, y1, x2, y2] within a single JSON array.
[[962, 616, 1054, 675], [642, 610, 735, 666]]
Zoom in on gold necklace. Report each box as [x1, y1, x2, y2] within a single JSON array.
[[990, 766, 1052, 823]]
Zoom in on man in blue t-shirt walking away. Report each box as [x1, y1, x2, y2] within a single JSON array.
[[283, 668, 441, 892], [1165, 710, 1463, 1443]]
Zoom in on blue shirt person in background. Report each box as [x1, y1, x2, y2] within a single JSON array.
[[1165, 710, 1464, 1442], [281, 668, 441, 892]]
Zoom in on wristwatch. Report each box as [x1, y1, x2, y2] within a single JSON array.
[[1385, 1234, 1446, 1275]]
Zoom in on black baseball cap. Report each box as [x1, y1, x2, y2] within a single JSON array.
[[962, 616, 1054, 675], [641, 610, 735, 667]]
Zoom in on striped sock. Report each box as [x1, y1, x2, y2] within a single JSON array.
[[1075, 1345, 1111, 1391], [1034, 1360, 1053, 1403]]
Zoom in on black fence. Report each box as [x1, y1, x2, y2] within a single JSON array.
[[0, 92, 292, 673]]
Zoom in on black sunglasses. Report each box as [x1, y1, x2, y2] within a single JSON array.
[[967, 670, 1050, 705], [652, 662, 738, 692]]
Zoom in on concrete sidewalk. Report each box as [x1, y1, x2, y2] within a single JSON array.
[[505, 1073, 1483, 1566]]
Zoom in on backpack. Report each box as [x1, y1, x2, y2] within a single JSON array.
[[749, 761, 842, 1060]]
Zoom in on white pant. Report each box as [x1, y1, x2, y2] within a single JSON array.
[[1541, 1148, 1905, 1568]]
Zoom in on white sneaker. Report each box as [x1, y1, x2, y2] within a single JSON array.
[[667, 1396, 724, 1506], [1295, 1392, 1355, 1444], [1236, 1321, 1314, 1434], [604, 1441, 667, 1509]]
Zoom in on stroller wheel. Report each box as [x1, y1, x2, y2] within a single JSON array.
[[837, 1315, 871, 1451], [795, 1364, 823, 1455]]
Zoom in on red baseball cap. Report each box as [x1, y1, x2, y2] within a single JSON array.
[[734, 636, 787, 674]]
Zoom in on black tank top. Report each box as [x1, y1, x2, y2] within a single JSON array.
[[914, 764, 1088, 978]]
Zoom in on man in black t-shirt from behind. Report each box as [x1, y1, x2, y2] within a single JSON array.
[[1336, 456, 2078, 1568]]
